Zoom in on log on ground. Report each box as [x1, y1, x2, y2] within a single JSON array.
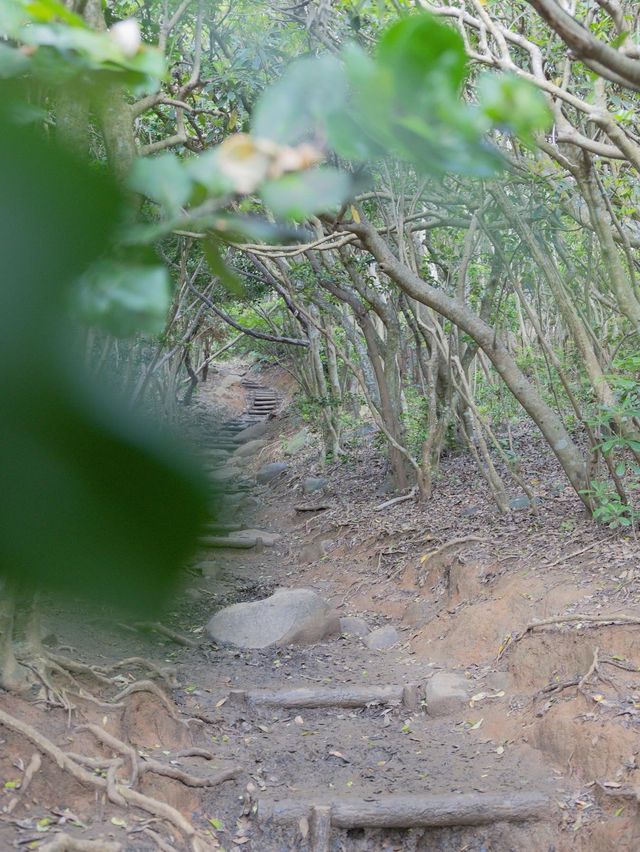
[[257, 791, 549, 829]]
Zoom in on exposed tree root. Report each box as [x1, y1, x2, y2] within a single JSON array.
[[0, 707, 234, 851], [5, 752, 41, 814], [78, 723, 243, 788], [373, 487, 418, 512], [96, 657, 178, 687], [112, 680, 182, 720], [142, 827, 177, 851], [498, 613, 640, 659]]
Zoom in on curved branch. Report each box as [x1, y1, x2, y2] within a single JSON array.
[[525, 0, 640, 90], [187, 281, 309, 347]]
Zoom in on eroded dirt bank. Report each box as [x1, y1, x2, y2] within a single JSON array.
[[2, 362, 640, 851]]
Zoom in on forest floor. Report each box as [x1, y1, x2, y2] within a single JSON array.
[[2, 361, 640, 851]]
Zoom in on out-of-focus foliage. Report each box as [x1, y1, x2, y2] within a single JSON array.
[[0, 118, 207, 610]]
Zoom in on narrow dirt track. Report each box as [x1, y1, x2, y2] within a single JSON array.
[[164, 367, 562, 851]]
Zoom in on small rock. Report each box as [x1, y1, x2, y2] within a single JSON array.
[[508, 495, 541, 511], [356, 423, 379, 438], [425, 671, 469, 717], [303, 476, 328, 495], [460, 506, 481, 518], [206, 588, 340, 649], [284, 429, 309, 456], [340, 616, 370, 637], [256, 462, 288, 484], [364, 625, 399, 651], [401, 600, 432, 628], [299, 540, 331, 563]]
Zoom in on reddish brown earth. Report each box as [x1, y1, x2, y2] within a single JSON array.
[[2, 362, 640, 851]]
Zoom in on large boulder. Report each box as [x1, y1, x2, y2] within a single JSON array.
[[206, 588, 340, 649], [256, 462, 288, 484], [234, 439, 267, 458]]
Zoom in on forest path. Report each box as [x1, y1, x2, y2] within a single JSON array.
[[3, 363, 635, 852], [165, 365, 563, 851]]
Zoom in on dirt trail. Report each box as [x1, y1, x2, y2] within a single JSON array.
[[2, 363, 640, 850]]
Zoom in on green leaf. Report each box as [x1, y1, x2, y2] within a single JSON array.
[[78, 262, 172, 337], [477, 72, 552, 143], [376, 12, 467, 97], [185, 149, 234, 197], [208, 817, 224, 830], [252, 54, 347, 145], [204, 236, 246, 297], [129, 154, 193, 210], [0, 116, 207, 612], [260, 167, 352, 219], [25, 0, 85, 26], [0, 44, 30, 78]]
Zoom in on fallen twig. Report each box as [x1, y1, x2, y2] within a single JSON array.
[[542, 542, 599, 570], [37, 835, 122, 852], [373, 487, 417, 512], [127, 622, 200, 648]]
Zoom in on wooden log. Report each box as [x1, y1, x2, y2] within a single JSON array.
[[233, 685, 410, 708], [310, 805, 332, 852], [258, 792, 549, 829]]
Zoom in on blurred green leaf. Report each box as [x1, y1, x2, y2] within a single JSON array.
[[0, 116, 206, 612], [0, 44, 30, 78], [251, 53, 347, 145], [377, 12, 467, 98], [260, 167, 352, 219], [204, 236, 246, 296], [129, 153, 193, 210], [78, 262, 172, 337], [477, 72, 552, 144], [185, 148, 234, 197]]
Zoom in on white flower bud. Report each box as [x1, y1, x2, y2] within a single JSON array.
[[217, 134, 274, 194], [110, 20, 142, 58]]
